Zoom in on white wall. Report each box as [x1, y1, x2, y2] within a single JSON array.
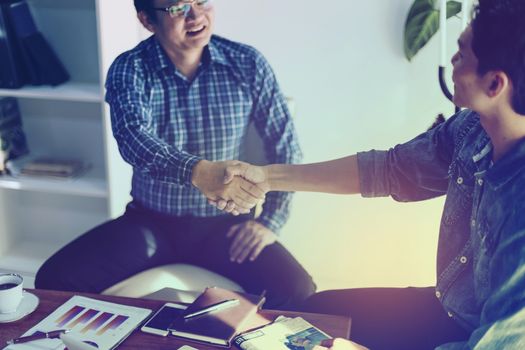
[[214, 1, 466, 290]]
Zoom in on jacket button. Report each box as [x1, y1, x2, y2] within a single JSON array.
[[477, 179, 484, 186], [460, 256, 468, 264], [457, 177, 464, 185], [448, 311, 454, 318], [436, 291, 441, 299]]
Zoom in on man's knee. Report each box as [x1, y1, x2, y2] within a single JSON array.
[[287, 274, 317, 307], [35, 250, 90, 292], [256, 244, 317, 308], [35, 257, 70, 291], [266, 270, 317, 309]]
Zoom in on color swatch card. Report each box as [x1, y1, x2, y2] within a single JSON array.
[[5, 296, 152, 350]]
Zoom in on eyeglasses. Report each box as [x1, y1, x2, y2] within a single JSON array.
[[152, 0, 213, 18]]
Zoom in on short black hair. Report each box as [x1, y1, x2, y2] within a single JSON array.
[[471, 0, 525, 114], [134, 0, 157, 22]]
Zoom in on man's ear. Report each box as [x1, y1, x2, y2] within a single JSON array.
[[137, 11, 156, 33], [486, 71, 509, 98]]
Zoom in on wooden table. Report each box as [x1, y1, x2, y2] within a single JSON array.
[[1, 289, 351, 349]]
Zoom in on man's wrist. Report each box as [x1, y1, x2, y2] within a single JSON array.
[[191, 159, 212, 189], [256, 214, 282, 235], [262, 165, 274, 191]]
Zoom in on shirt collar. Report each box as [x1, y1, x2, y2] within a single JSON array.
[[145, 35, 230, 73], [207, 37, 229, 66], [484, 137, 525, 189], [145, 36, 172, 72]]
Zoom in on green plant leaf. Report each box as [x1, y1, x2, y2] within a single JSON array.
[[404, 0, 462, 61]]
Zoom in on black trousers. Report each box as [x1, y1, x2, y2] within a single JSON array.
[[302, 287, 471, 350], [35, 202, 316, 309]]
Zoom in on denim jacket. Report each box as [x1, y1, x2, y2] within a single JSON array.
[[357, 110, 525, 349]]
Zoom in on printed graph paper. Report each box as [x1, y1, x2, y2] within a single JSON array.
[[4, 296, 151, 350]]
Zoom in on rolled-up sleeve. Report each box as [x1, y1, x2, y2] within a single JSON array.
[[356, 111, 473, 202]]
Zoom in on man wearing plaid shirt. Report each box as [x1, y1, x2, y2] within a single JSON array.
[[35, 0, 315, 308]]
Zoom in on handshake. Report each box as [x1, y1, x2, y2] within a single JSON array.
[[191, 160, 269, 215]]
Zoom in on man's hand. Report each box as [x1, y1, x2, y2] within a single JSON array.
[[192, 160, 265, 215], [312, 339, 369, 350], [223, 161, 269, 189], [226, 220, 277, 263], [211, 161, 270, 213]]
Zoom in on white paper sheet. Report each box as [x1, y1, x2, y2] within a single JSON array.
[[4, 296, 151, 350]]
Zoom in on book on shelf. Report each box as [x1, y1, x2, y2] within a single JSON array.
[[169, 287, 268, 347], [0, 97, 29, 173], [233, 316, 332, 350], [6, 156, 90, 179], [21, 157, 87, 177]]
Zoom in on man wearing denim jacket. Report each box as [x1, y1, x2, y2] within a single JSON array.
[[218, 0, 525, 348]]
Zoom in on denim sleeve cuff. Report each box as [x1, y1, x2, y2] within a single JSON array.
[[357, 150, 391, 198]]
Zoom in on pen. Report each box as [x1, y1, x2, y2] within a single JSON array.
[[184, 298, 240, 319], [6, 329, 70, 345]]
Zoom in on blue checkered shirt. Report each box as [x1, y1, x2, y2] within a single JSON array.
[[105, 35, 302, 233]]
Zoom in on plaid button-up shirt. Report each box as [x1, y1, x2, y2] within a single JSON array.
[[105, 35, 302, 233]]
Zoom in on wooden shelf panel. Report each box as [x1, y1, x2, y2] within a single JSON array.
[[0, 82, 102, 103]]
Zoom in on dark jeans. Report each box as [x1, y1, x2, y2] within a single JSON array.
[[302, 287, 470, 350], [35, 202, 316, 309]]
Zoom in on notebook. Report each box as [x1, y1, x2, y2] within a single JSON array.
[[169, 287, 267, 347]]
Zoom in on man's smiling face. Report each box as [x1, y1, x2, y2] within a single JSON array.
[[150, 0, 215, 53]]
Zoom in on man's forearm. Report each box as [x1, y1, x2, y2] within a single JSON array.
[[113, 123, 202, 186], [265, 155, 360, 194]]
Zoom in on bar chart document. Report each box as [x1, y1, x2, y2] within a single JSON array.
[[4, 296, 152, 350]]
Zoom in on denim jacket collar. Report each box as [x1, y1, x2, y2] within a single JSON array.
[[485, 137, 525, 190]]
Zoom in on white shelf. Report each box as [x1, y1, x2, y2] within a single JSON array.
[[0, 170, 108, 198], [0, 82, 102, 102], [0, 0, 140, 289]]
